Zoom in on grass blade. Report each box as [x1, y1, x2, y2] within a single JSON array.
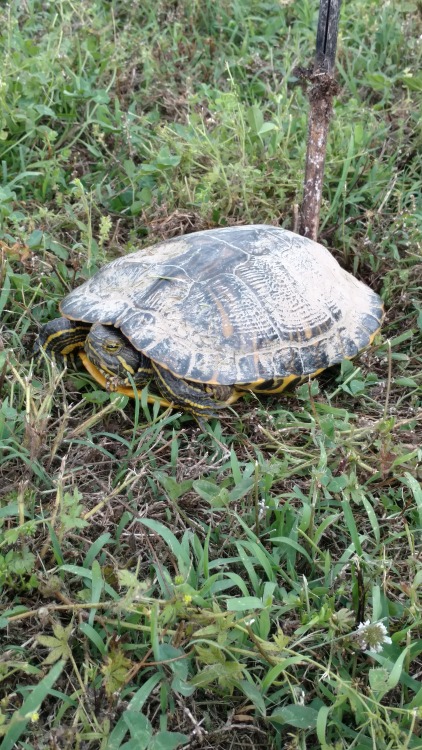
[[0, 660, 65, 750]]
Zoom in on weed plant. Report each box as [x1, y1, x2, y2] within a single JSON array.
[[0, 1, 421, 749]]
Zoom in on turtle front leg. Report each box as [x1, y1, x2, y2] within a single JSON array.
[[152, 362, 237, 417], [33, 318, 90, 365]]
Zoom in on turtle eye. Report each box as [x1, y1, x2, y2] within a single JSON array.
[[103, 340, 121, 354]]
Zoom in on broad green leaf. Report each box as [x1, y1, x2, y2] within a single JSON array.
[[386, 645, 412, 691], [137, 519, 191, 574], [89, 560, 103, 626], [193, 479, 228, 506], [150, 731, 189, 750], [155, 472, 192, 500], [79, 623, 106, 655], [122, 711, 152, 749], [261, 658, 310, 692], [106, 674, 162, 749], [258, 121, 277, 135], [0, 271, 11, 315], [157, 644, 188, 680], [83, 533, 112, 568], [246, 104, 264, 134], [341, 499, 363, 555], [270, 536, 312, 564], [401, 473, 422, 526], [316, 704, 330, 746], [360, 494, 380, 544], [59, 564, 118, 599], [369, 667, 390, 698], [171, 675, 195, 697], [226, 596, 264, 612], [400, 72, 422, 91], [238, 679, 266, 716], [270, 704, 318, 729]]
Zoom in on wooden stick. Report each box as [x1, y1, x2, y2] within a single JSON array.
[[299, 0, 342, 241]]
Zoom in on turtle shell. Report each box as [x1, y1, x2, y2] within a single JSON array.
[[59, 225, 383, 386]]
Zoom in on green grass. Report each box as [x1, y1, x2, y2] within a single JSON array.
[[1, 0, 421, 748]]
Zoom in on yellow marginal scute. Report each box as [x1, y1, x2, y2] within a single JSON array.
[[153, 364, 214, 413], [368, 325, 383, 346], [252, 373, 300, 394], [78, 352, 172, 407]]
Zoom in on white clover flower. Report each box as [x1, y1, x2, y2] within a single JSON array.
[[258, 497, 268, 519], [355, 620, 392, 652]]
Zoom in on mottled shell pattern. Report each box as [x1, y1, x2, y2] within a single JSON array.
[[60, 225, 383, 386]]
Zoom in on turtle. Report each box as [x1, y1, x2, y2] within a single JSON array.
[[35, 225, 383, 417]]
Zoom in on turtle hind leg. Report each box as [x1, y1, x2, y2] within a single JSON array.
[[33, 318, 90, 365], [152, 362, 235, 418]]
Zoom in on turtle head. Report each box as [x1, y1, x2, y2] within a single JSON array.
[[84, 323, 151, 385]]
